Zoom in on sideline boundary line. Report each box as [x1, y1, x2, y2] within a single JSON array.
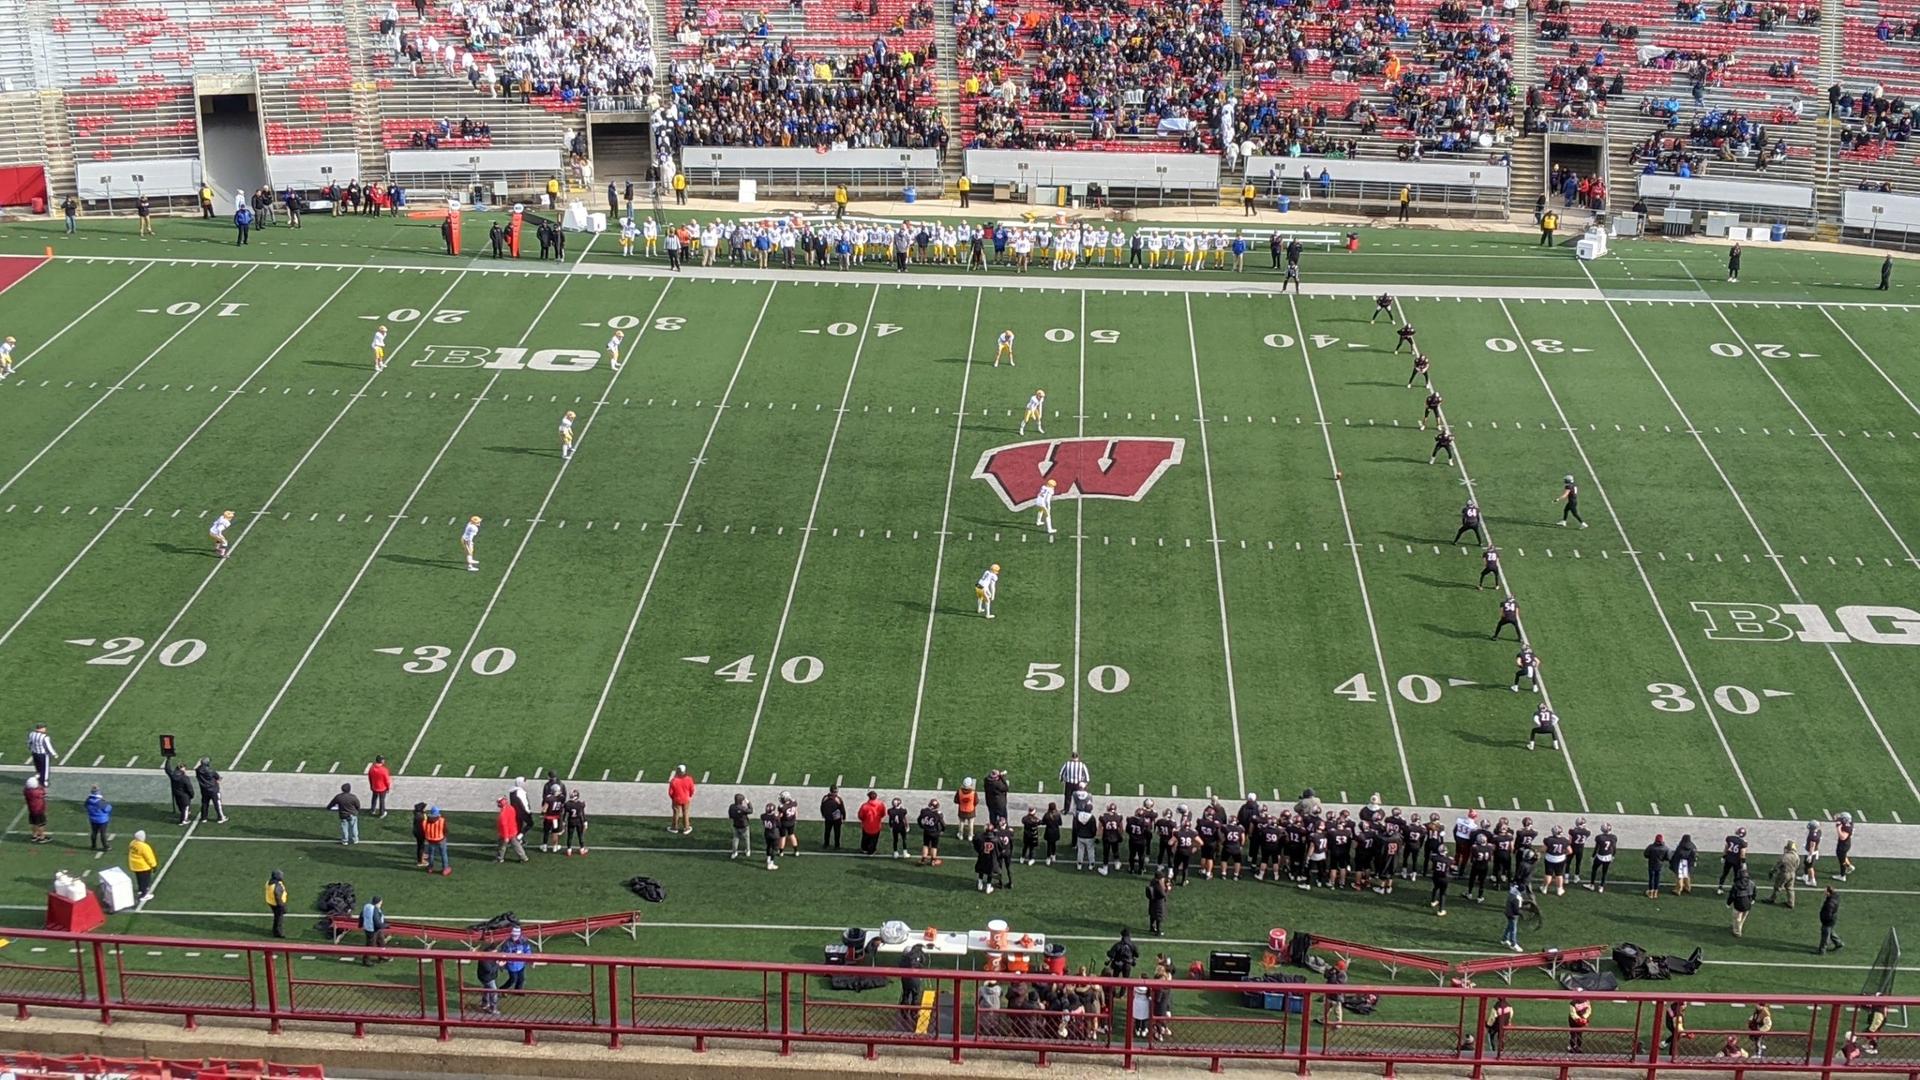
[[901, 289, 984, 788], [1182, 294, 1247, 798]]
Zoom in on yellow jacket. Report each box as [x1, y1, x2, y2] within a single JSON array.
[[128, 839, 157, 873]]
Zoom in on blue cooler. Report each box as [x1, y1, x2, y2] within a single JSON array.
[[903, 185, 917, 204]]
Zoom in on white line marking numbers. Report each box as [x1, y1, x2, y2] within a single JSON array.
[[1024, 661, 1130, 694], [607, 315, 684, 332], [1486, 338, 1588, 354], [1647, 682, 1787, 715], [1261, 333, 1341, 349], [1710, 342, 1817, 359], [1332, 672, 1444, 704], [374, 645, 516, 676], [146, 302, 249, 318], [69, 636, 206, 667], [798, 323, 900, 337], [377, 307, 468, 325], [690, 653, 824, 685], [1043, 328, 1119, 344]]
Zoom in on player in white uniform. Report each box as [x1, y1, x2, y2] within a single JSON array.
[[995, 329, 1016, 367], [976, 563, 1000, 619], [371, 326, 388, 372], [607, 329, 625, 372], [559, 410, 576, 459], [643, 217, 660, 257], [1147, 231, 1164, 268], [1034, 478, 1057, 534], [619, 217, 637, 256], [208, 509, 235, 558], [0, 335, 14, 379], [1020, 389, 1046, 435], [460, 515, 482, 572]]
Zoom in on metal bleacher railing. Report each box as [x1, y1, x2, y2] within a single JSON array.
[[0, 926, 1915, 1076]]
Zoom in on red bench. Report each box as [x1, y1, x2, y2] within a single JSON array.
[[1453, 944, 1609, 987], [328, 911, 642, 949], [1309, 936, 1453, 985]]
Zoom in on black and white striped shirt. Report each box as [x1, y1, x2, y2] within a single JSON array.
[[1058, 758, 1090, 788], [27, 729, 54, 759]]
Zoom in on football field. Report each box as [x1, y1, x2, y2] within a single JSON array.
[[0, 215, 1917, 831]]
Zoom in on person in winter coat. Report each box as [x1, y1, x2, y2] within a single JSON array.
[[195, 757, 226, 823], [1107, 928, 1139, 977], [509, 778, 532, 838], [1817, 887, 1844, 954], [955, 778, 979, 841], [265, 869, 289, 938], [411, 802, 430, 866], [1145, 868, 1171, 935], [476, 944, 503, 1014], [1727, 867, 1756, 937], [984, 769, 1010, 825], [1072, 796, 1098, 870], [1644, 833, 1671, 898], [857, 791, 886, 855], [366, 757, 392, 817], [423, 805, 450, 874], [1768, 841, 1801, 908], [494, 798, 527, 863], [165, 760, 194, 825], [1042, 802, 1063, 865], [128, 830, 158, 901], [85, 785, 112, 851], [1670, 834, 1698, 895], [666, 765, 696, 834], [820, 786, 846, 850], [500, 926, 535, 989], [22, 776, 49, 844]]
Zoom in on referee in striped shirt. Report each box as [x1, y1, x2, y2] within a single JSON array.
[[27, 724, 55, 787], [1059, 752, 1091, 803]]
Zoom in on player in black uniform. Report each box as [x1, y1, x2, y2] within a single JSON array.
[[973, 828, 1000, 894], [1375, 818, 1401, 894], [1371, 292, 1396, 323], [1493, 595, 1520, 640], [1429, 426, 1455, 465], [1528, 704, 1560, 750], [1478, 546, 1502, 590], [1394, 322, 1418, 353], [1428, 850, 1453, 915], [1220, 819, 1246, 881], [1421, 389, 1444, 429], [1100, 803, 1125, 876], [888, 797, 910, 857], [991, 817, 1016, 888], [1407, 352, 1432, 388], [1455, 500, 1485, 545], [1257, 816, 1283, 882], [1327, 814, 1354, 890], [1467, 830, 1494, 901], [1542, 826, 1572, 895], [1588, 823, 1617, 892], [1717, 827, 1749, 893], [1125, 804, 1153, 873], [1512, 646, 1541, 693], [1020, 806, 1041, 865], [1557, 474, 1588, 528], [1492, 820, 1515, 885], [1196, 807, 1221, 880], [917, 799, 945, 866], [1172, 813, 1198, 885], [1154, 805, 1177, 871], [1568, 818, 1592, 884]]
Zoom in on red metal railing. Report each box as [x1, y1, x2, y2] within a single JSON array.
[[0, 926, 1916, 1076]]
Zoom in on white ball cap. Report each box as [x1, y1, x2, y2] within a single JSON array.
[[963, 777, 976, 789]]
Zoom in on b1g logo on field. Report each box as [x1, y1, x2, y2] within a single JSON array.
[[973, 437, 1184, 511], [413, 345, 602, 371], [1691, 602, 1920, 646]]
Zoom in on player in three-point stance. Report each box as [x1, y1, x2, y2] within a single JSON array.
[[209, 509, 236, 558], [0, 335, 16, 379], [1020, 389, 1046, 435], [1511, 645, 1540, 693], [1557, 474, 1588, 528], [1492, 594, 1519, 640], [1034, 478, 1058, 535], [1370, 293, 1396, 324], [1527, 703, 1560, 750], [1407, 352, 1432, 389], [559, 411, 576, 460], [1393, 321, 1418, 353], [371, 325, 388, 372], [461, 515, 482, 573], [607, 329, 626, 372], [976, 563, 1000, 619], [1454, 499, 1484, 545], [1477, 545, 1502, 590], [1428, 425, 1454, 465], [1420, 389, 1443, 429], [994, 329, 1016, 367]]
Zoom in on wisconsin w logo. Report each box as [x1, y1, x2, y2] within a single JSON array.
[[973, 438, 1185, 511]]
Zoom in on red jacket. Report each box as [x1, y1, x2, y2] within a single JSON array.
[[367, 762, 392, 794], [857, 798, 886, 836], [24, 784, 46, 816], [667, 774, 696, 807], [496, 800, 519, 841]]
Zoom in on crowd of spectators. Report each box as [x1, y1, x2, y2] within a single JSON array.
[[383, 0, 658, 108], [1832, 83, 1911, 159], [658, 41, 947, 149]]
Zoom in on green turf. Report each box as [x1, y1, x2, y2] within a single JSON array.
[[1, 214, 1917, 1017]]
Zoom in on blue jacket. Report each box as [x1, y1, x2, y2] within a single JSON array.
[[235, 207, 253, 227], [86, 793, 112, 825], [501, 937, 534, 971]]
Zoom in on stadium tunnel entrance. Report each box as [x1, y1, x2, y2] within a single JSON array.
[[1543, 131, 1607, 210], [585, 112, 657, 206], [195, 77, 270, 216]]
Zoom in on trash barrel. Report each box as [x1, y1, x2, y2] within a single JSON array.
[[1276, 195, 1291, 213], [1044, 942, 1068, 975], [1769, 222, 1786, 242], [31, 196, 46, 215], [903, 185, 917, 204]]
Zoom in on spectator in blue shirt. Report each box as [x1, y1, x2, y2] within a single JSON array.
[[85, 786, 112, 852], [360, 896, 387, 966], [501, 926, 536, 990], [234, 205, 253, 246]]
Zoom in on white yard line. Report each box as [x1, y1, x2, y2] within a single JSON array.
[[398, 283, 676, 774], [1070, 290, 1087, 752], [0, 265, 254, 498], [733, 284, 883, 784], [1817, 307, 1920, 422], [60, 268, 370, 762], [1595, 301, 1920, 805], [901, 289, 984, 788], [1401, 299, 1590, 813], [1705, 305, 1920, 568], [230, 245, 596, 770], [1498, 300, 1761, 817], [3, 263, 150, 379], [1287, 295, 1416, 805], [1181, 294, 1247, 798], [138, 819, 199, 907], [566, 283, 779, 779]]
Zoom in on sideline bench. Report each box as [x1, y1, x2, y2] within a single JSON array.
[[328, 911, 643, 949], [1308, 935, 1453, 985], [1454, 944, 1609, 986]]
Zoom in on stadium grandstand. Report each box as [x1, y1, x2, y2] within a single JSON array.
[[0, 0, 1910, 240]]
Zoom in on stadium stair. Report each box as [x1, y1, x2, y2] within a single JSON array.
[[1508, 9, 1545, 212], [343, 0, 385, 179]]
